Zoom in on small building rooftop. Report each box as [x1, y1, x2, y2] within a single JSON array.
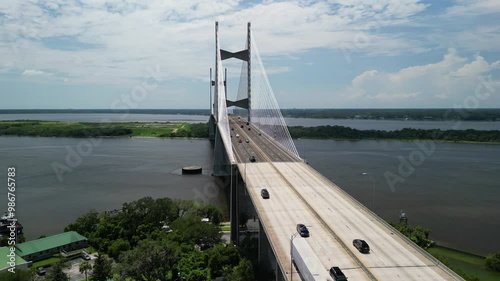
[[16, 231, 87, 257], [0, 246, 29, 272]]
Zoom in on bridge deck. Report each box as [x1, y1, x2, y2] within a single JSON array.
[[242, 161, 461, 281], [225, 116, 462, 281]]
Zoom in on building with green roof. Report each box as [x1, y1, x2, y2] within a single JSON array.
[[0, 246, 29, 273], [15, 231, 88, 262]]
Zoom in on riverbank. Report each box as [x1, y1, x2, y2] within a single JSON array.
[[428, 246, 500, 281], [2, 120, 500, 144]]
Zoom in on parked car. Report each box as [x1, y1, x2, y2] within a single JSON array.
[[353, 239, 370, 253], [296, 224, 309, 237], [261, 189, 270, 199], [82, 253, 91, 260], [329, 266, 348, 281], [249, 156, 256, 162], [36, 267, 46, 276]]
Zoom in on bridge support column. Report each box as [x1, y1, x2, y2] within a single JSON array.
[[212, 126, 231, 176], [230, 165, 239, 245], [208, 115, 216, 141], [258, 220, 269, 265]]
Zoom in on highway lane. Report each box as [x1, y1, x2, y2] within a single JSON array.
[[229, 116, 299, 163], [241, 162, 371, 281]]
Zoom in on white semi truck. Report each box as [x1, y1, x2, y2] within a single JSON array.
[[291, 237, 333, 281]]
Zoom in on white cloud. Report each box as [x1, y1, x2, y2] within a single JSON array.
[[0, 0, 431, 86], [445, 0, 500, 16], [1, 0, 499, 108], [22, 69, 51, 76], [340, 49, 500, 107]]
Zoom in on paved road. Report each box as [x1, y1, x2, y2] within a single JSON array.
[[226, 116, 463, 281]]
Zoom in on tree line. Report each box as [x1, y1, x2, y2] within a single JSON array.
[[289, 125, 500, 143], [2, 121, 499, 143], [281, 108, 500, 121], [2, 197, 258, 281]]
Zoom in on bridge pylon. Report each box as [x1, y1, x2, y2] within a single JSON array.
[[210, 22, 252, 123]]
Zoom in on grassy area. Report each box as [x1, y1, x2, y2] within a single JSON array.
[[0, 121, 208, 138], [220, 222, 230, 232], [32, 257, 62, 268], [428, 246, 500, 281]]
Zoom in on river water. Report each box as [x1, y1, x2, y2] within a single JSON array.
[[0, 114, 499, 256]]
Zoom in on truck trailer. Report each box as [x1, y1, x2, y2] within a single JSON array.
[[291, 237, 333, 281]]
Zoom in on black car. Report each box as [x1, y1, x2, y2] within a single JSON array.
[[353, 239, 370, 253], [329, 267, 348, 281], [261, 189, 270, 199], [249, 156, 256, 162], [296, 224, 309, 237]]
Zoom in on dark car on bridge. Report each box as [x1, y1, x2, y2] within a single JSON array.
[[329, 266, 348, 281], [261, 189, 269, 199], [296, 224, 309, 237], [353, 239, 370, 253], [249, 156, 256, 162]]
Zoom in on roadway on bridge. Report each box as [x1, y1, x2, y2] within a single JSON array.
[[227, 116, 462, 281]]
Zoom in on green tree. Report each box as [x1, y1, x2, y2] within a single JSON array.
[[223, 258, 254, 281], [116, 239, 180, 281], [239, 236, 259, 267], [47, 262, 69, 281], [486, 252, 500, 272], [177, 251, 209, 281], [0, 269, 32, 281], [207, 244, 241, 278], [64, 210, 100, 236], [108, 238, 131, 260], [170, 213, 221, 247], [0, 236, 7, 247], [91, 254, 112, 281], [79, 261, 92, 281]]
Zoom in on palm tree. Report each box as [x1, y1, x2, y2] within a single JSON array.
[[79, 261, 92, 281]]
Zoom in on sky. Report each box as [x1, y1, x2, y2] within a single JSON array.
[[0, 0, 499, 109]]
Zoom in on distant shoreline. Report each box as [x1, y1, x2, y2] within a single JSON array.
[[1, 120, 500, 144], [1, 108, 500, 122]]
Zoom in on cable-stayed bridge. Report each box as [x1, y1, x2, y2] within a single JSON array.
[[208, 22, 463, 281]]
